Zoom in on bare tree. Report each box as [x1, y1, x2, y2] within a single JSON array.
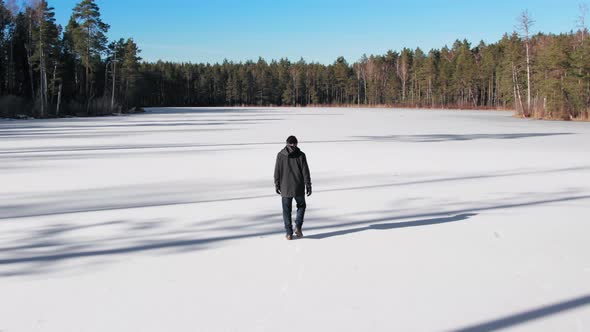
[[6, 0, 18, 14], [516, 10, 534, 115], [36, 1, 47, 118], [578, 3, 589, 43], [396, 50, 411, 103], [366, 56, 375, 104], [354, 62, 361, 106], [361, 55, 369, 104], [353, 55, 369, 105], [512, 63, 525, 117]]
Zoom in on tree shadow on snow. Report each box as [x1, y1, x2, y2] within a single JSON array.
[[1, 185, 589, 276], [3, 166, 587, 221], [451, 293, 590, 332], [306, 213, 477, 240], [145, 107, 343, 116], [355, 132, 573, 143]]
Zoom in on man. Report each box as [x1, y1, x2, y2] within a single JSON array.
[[274, 136, 312, 240]]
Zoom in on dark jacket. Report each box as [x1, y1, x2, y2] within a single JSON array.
[[274, 146, 311, 198]]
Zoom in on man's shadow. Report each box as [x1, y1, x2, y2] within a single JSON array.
[[307, 213, 478, 240]]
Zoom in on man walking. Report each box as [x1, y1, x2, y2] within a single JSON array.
[[274, 136, 312, 240]]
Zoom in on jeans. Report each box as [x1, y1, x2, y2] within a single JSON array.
[[282, 196, 306, 235]]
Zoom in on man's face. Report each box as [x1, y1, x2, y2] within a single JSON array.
[[288, 143, 297, 147]]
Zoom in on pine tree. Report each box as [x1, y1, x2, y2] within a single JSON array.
[[121, 38, 141, 107], [383, 50, 400, 104], [333, 56, 351, 104], [71, 0, 109, 99], [2, 0, 20, 97], [412, 47, 427, 105], [104, 38, 124, 105], [499, 33, 526, 115], [278, 58, 292, 105], [31, 0, 60, 117], [0, 0, 8, 95], [437, 46, 454, 106], [478, 42, 501, 108], [249, 58, 272, 105], [535, 34, 570, 119], [424, 50, 439, 106], [453, 40, 477, 107]]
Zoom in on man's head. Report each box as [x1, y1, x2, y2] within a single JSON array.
[[286, 135, 298, 147]]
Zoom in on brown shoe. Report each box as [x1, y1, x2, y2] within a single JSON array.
[[295, 228, 303, 238], [286, 234, 293, 241]]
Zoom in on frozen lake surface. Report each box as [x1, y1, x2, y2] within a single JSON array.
[[1, 107, 590, 331]]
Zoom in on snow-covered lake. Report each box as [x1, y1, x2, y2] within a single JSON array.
[[1, 107, 589, 331]]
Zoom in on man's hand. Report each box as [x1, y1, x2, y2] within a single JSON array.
[[306, 186, 312, 197], [276, 187, 281, 195]]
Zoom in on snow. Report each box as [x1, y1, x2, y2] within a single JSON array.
[[1, 107, 590, 332]]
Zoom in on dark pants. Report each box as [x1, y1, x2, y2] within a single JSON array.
[[282, 196, 306, 235]]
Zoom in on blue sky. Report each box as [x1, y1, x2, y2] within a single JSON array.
[[51, 0, 584, 64]]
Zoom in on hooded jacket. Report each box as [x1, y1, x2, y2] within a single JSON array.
[[274, 145, 311, 198]]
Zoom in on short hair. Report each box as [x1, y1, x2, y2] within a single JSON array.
[[286, 136, 298, 145]]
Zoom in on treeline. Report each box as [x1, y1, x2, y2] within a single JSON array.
[[1, 1, 589, 121], [0, 0, 141, 118], [139, 28, 590, 121]]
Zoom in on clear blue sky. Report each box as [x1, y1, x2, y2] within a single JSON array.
[[51, 0, 584, 64]]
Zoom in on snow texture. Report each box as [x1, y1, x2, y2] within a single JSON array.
[[1, 107, 589, 332]]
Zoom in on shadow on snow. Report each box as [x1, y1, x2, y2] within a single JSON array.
[[451, 294, 590, 332], [0, 192, 589, 276]]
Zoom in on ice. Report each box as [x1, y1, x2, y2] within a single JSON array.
[[1, 107, 589, 331]]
